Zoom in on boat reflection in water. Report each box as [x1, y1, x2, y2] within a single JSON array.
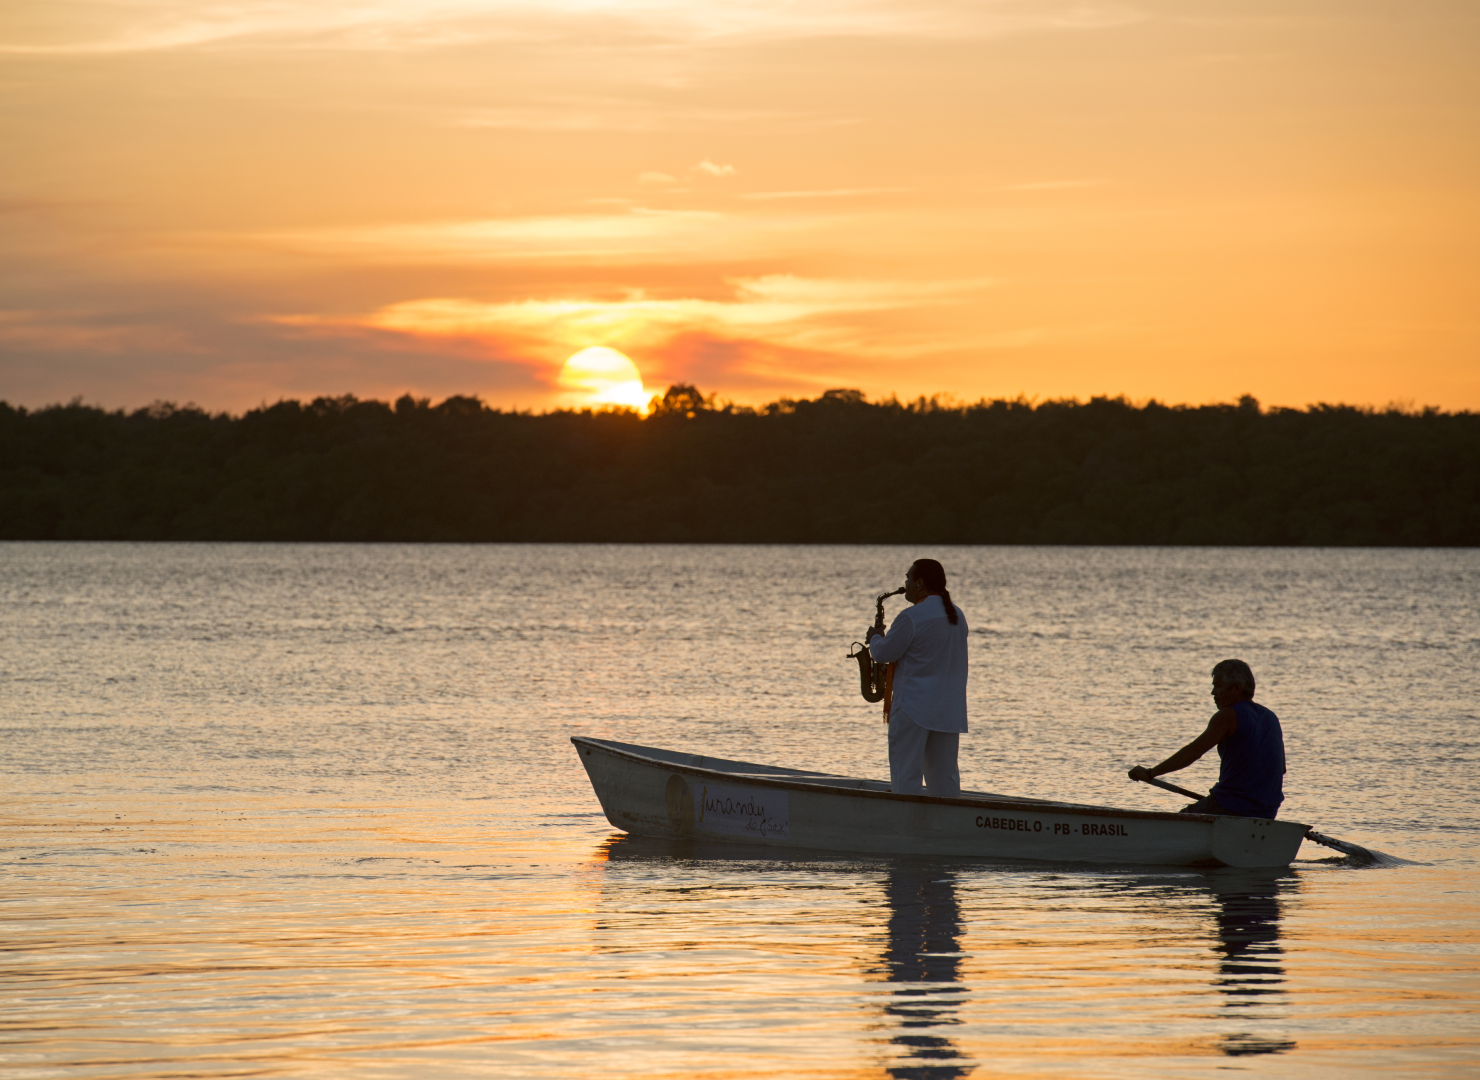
[[870, 864, 973, 1079], [1206, 868, 1298, 1057], [593, 836, 1296, 1071]]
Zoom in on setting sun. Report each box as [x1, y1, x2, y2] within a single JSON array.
[[557, 347, 650, 412]]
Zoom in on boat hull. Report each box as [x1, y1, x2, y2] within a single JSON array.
[[573, 737, 1307, 869]]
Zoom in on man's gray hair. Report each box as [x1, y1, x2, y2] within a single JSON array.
[[1212, 658, 1256, 695]]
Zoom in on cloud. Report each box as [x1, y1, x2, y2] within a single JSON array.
[[645, 332, 843, 395], [0, 305, 549, 411], [0, 0, 1144, 56], [274, 274, 997, 376], [0, 309, 203, 357], [636, 160, 734, 186], [451, 101, 835, 134], [274, 274, 978, 401], [246, 207, 837, 265], [998, 178, 1112, 192], [743, 187, 909, 201]]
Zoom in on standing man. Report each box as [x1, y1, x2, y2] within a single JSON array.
[[1129, 659, 1286, 818], [865, 559, 969, 797]]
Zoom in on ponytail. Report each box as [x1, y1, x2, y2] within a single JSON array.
[[910, 559, 958, 625]]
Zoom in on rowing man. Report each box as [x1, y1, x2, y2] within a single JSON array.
[[1128, 659, 1286, 818]]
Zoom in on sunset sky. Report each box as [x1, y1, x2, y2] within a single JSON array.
[[3, 0, 1477, 414]]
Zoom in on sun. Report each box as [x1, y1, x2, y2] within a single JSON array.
[[558, 347, 650, 411]]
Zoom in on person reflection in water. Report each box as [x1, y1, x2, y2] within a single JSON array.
[[1208, 871, 1298, 1057], [877, 865, 973, 1079], [865, 559, 969, 797], [1129, 659, 1286, 818]]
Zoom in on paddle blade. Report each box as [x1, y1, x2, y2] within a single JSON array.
[[1304, 829, 1411, 866]]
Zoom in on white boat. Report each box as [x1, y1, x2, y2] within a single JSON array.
[[572, 736, 1310, 868]]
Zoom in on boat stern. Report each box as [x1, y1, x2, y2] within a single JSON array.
[[1210, 815, 1309, 867]]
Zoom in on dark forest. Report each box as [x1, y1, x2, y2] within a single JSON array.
[[3, 386, 1476, 544]]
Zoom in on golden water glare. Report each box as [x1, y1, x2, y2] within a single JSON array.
[[3, 543, 1478, 1077]]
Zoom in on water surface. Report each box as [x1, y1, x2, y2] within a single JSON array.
[[3, 544, 1478, 1077]]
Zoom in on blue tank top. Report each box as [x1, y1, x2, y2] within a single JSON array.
[[1210, 700, 1286, 818]]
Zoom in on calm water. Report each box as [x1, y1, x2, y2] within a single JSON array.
[[3, 543, 1478, 1078]]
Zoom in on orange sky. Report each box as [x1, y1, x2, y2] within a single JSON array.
[[3, 0, 1477, 413]]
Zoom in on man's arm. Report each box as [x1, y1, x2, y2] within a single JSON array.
[[1128, 708, 1238, 781], [864, 613, 914, 663]]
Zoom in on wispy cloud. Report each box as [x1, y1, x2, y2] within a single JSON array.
[[246, 208, 844, 264], [451, 102, 833, 134], [1, 0, 1143, 56], [743, 187, 909, 201], [0, 303, 550, 409], [998, 178, 1112, 192], [0, 309, 199, 355], [637, 160, 736, 186], [273, 274, 997, 372]]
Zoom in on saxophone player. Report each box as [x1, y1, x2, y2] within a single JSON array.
[[864, 559, 969, 796]]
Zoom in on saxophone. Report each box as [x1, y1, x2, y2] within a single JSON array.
[[848, 587, 904, 703]]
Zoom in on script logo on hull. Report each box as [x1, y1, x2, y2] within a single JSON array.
[[697, 783, 789, 839]]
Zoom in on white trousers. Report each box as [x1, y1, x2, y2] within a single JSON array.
[[888, 713, 961, 797]]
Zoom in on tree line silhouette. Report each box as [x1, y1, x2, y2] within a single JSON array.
[[2, 386, 1476, 544]]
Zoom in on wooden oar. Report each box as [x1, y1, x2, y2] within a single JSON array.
[[1131, 774, 1380, 862], [1137, 774, 1204, 801]]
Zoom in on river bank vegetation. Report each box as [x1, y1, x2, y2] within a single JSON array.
[[3, 387, 1476, 544]]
